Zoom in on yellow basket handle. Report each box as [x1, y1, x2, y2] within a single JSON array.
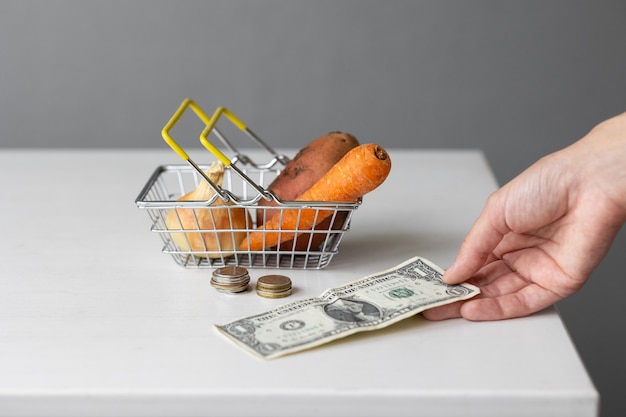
[[161, 98, 274, 203], [199, 106, 276, 199], [198, 106, 249, 166], [161, 98, 231, 166]]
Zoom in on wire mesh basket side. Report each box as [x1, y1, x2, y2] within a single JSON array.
[[136, 164, 360, 269]]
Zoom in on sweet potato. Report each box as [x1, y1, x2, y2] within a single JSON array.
[[257, 131, 359, 227]]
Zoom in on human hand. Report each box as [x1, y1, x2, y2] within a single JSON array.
[[423, 112, 626, 321]]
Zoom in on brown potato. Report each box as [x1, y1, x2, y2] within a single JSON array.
[[257, 131, 359, 227]]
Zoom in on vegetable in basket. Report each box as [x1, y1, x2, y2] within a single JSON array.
[[257, 131, 360, 250], [241, 143, 392, 251], [165, 161, 250, 258], [257, 131, 359, 226]]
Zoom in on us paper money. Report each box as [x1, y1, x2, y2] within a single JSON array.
[[215, 256, 479, 359]]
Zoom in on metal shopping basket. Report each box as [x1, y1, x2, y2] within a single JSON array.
[[135, 99, 361, 269]]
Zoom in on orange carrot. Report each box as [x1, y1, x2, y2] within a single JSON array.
[[240, 143, 392, 251]]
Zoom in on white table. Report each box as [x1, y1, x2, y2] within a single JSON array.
[[0, 148, 598, 417]]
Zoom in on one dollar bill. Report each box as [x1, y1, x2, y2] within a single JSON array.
[[215, 256, 479, 359]]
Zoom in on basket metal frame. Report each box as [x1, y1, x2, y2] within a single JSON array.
[[135, 99, 361, 269]]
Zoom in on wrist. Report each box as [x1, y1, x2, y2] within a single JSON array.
[[572, 112, 626, 220]]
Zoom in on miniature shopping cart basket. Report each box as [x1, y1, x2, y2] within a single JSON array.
[[135, 98, 361, 269]]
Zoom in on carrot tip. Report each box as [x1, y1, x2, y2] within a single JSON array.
[[374, 146, 389, 161]]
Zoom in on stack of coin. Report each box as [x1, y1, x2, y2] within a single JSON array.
[[211, 266, 250, 294], [255, 274, 293, 299]]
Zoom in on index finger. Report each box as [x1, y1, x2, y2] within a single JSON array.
[[443, 203, 507, 284]]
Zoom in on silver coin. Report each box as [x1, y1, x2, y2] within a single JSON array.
[[211, 266, 250, 294], [213, 266, 249, 279]]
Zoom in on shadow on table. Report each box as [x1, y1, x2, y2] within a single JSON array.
[[327, 229, 463, 270]]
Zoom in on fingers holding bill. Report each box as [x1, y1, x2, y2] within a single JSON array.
[[424, 263, 561, 321]]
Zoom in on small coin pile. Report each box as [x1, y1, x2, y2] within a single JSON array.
[[211, 266, 250, 294], [255, 274, 293, 299]]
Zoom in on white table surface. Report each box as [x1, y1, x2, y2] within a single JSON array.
[[0, 148, 598, 417]]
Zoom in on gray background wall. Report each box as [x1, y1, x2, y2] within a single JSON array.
[[2, 1, 625, 415]]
